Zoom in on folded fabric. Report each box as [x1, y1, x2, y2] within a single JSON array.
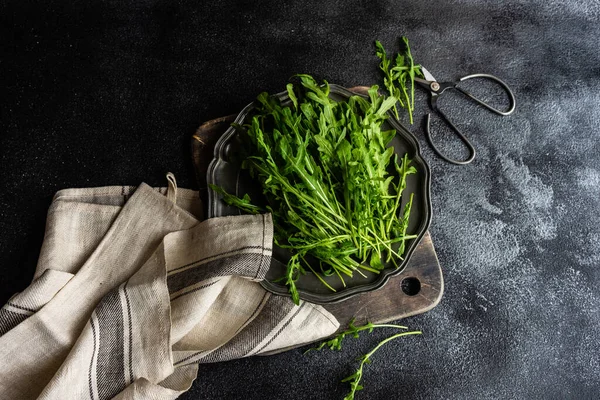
[[0, 178, 339, 399]]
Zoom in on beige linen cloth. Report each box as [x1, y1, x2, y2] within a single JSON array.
[[0, 176, 339, 399]]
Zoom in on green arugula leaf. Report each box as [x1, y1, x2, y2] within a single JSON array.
[[305, 318, 422, 400], [375, 36, 423, 124], [209, 184, 262, 214], [210, 75, 417, 305]]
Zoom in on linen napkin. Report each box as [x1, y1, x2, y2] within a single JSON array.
[[0, 176, 339, 399]]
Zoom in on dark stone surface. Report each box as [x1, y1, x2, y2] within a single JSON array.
[[1, 1, 598, 399]]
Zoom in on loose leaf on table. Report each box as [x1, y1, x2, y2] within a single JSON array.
[[375, 36, 423, 124], [305, 318, 422, 400]]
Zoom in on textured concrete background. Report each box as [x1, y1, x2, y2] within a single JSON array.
[[1, 0, 599, 399]]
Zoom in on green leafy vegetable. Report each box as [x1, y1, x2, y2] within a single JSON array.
[[375, 37, 423, 124], [212, 75, 418, 304], [304, 319, 409, 353], [209, 184, 262, 215], [306, 318, 422, 400]]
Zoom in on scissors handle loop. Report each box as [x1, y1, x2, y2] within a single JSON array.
[[424, 110, 476, 165], [456, 73, 516, 116]]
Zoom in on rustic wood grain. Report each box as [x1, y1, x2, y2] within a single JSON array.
[[192, 98, 443, 332]]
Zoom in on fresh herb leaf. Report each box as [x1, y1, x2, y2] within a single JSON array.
[[209, 184, 262, 214], [304, 319, 407, 354], [305, 318, 422, 400], [341, 330, 422, 400], [375, 36, 423, 124]]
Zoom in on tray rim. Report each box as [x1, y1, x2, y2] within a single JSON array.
[[206, 83, 433, 304]]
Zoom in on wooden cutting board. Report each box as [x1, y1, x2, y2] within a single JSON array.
[[191, 89, 443, 331]]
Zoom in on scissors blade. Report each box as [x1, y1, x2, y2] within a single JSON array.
[[421, 66, 437, 82]]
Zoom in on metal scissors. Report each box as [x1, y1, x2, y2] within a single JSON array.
[[414, 67, 516, 165]]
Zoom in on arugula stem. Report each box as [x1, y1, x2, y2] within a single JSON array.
[[366, 228, 402, 261], [375, 37, 421, 124], [357, 264, 381, 274], [305, 262, 337, 292], [334, 267, 347, 288], [342, 330, 422, 400], [304, 318, 422, 400]]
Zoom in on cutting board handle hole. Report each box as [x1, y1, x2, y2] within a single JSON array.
[[401, 277, 421, 296]]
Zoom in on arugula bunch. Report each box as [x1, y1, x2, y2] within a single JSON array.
[[375, 37, 423, 124], [211, 75, 417, 304]]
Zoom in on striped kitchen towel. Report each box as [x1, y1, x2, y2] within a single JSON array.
[[0, 176, 339, 399]]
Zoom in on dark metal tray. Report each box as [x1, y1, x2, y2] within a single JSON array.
[[206, 84, 432, 304]]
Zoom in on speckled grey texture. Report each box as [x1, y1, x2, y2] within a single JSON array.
[[1, 0, 599, 399]]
